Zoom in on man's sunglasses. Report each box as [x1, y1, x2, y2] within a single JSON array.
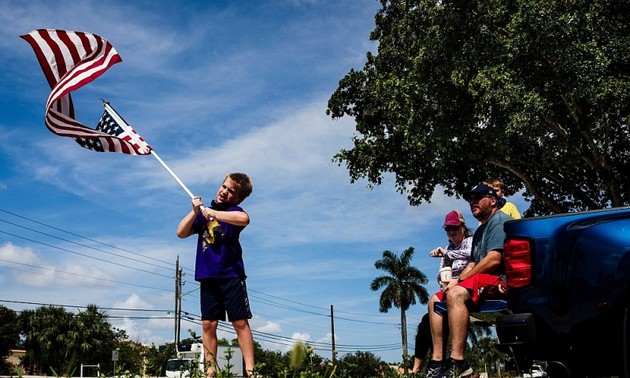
[[444, 225, 461, 231], [468, 194, 492, 202]]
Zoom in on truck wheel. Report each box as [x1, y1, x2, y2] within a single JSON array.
[[546, 361, 571, 378]]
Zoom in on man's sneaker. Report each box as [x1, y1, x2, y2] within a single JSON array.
[[426, 360, 443, 378], [440, 358, 473, 378]]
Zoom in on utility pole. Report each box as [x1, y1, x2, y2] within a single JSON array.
[[174, 256, 183, 354], [330, 305, 336, 365]]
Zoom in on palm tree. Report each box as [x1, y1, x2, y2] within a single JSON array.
[[370, 247, 429, 373], [68, 305, 118, 373]]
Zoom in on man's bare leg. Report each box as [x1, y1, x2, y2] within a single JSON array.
[[445, 286, 470, 361]]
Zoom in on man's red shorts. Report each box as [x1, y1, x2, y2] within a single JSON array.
[[435, 273, 508, 307]]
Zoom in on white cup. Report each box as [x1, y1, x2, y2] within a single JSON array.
[[439, 267, 453, 283]]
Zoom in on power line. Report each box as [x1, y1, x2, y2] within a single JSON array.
[[0, 229, 172, 278], [0, 216, 172, 272], [248, 293, 328, 317], [0, 208, 175, 269], [178, 311, 401, 353], [0, 258, 171, 292], [248, 287, 402, 323], [0, 210, 176, 277], [0, 299, 171, 312]]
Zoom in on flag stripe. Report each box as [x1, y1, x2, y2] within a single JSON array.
[[21, 31, 71, 116], [44, 31, 122, 111], [46, 109, 103, 137], [22, 29, 150, 156]]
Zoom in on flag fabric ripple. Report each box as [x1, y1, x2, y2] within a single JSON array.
[[21, 29, 151, 155]]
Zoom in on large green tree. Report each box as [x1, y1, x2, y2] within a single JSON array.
[[327, 0, 630, 216], [370, 247, 429, 373], [19, 306, 74, 375], [113, 340, 145, 376], [0, 305, 20, 374], [18, 305, 124, 376]]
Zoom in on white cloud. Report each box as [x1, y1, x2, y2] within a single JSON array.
[[0, 242, 111, 287], [252, 315, 282, 334], [0, 242, 39, 265], [114, 294, 154, 310], [286, 332, 311, 353], [113, 317, 154, 344]]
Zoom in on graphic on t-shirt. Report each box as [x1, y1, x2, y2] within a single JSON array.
[[202, 217, 223, 251]]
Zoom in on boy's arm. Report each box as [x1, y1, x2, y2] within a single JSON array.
[[203, 208, 250, 227], [176, 210, 198, 238], [176, 197, 203, 238]]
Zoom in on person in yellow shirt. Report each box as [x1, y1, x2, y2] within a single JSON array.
[[483, 177, 522, 219]]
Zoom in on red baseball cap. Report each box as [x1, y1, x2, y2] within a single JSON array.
[[443, 210, 465, 227]]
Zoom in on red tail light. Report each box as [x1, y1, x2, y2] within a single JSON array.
[[504, 238, 532, 288]]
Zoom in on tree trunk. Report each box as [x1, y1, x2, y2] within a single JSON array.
[[401, 308, 408, 374]]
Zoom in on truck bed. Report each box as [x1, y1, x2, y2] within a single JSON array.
[[496, 207, 630, 378]]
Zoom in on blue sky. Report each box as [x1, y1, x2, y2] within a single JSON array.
[[0, 0, 528, 364]]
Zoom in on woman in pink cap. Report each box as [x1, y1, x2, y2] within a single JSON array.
[[411, 210, 473, 374], [429, 210, 474, 284]]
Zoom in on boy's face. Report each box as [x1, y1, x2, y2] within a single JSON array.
[[215, 177, 240, 204], [491, 184, 504, 197]]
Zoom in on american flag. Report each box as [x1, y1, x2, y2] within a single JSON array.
[[21, 29, 151, 155], [76, 104, 151, 154]]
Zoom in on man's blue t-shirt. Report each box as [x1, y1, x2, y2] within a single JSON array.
[[192, 205, 247, 280], [471, 210, 512, 274]]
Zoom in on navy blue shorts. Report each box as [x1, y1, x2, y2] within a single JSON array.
[[200, 277, 252, 321]]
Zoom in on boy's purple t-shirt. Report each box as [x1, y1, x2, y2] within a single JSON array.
[[192, 205, 247, 280]]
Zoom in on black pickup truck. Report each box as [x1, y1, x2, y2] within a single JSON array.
[[496, 207, 630, 378]]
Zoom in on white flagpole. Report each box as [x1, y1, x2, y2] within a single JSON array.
[[102, 100, 197, 200], [149, 149, 195, 199]]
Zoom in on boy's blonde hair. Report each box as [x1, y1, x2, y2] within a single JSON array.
[[483, 177, 505, 191], [226, 172, 253, 203]]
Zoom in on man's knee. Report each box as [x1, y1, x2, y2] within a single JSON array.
[[446, 286, 469, 304]]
